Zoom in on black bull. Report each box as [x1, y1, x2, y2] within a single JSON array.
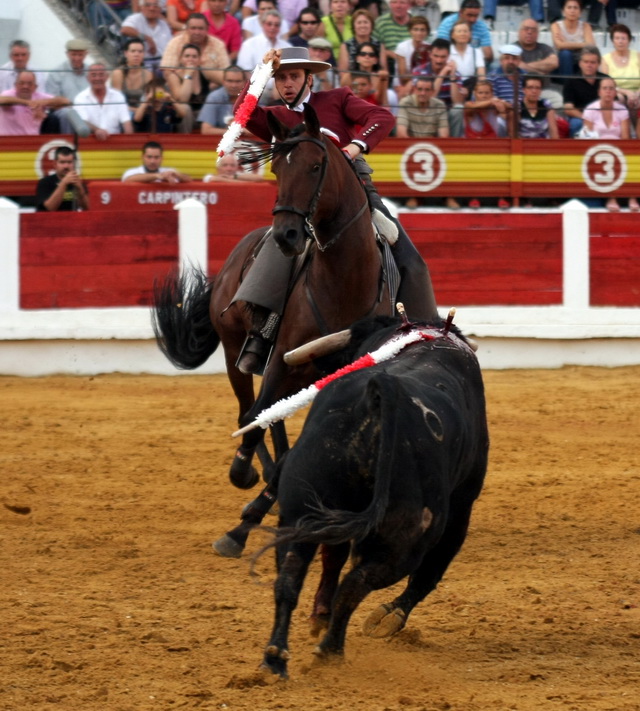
[[260, 317, 490, 678]]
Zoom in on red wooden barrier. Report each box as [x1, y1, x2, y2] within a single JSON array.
[[18, 208, 640, 310], [403, 213, 563, 306], [590, 213, 640, 307], [20, 211, 179, 308]]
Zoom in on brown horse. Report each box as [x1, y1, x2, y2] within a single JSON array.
[[153, 105, 396, 554]]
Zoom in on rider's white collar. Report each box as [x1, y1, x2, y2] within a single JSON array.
[[286, 91, 340, 142], [288, 90, 312, 112]]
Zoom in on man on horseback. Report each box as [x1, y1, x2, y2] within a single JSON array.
[[231, 46, 438, 375]]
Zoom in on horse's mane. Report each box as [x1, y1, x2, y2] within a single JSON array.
[[236, 124, 324, 170]]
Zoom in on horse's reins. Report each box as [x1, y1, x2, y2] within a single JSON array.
[[271, 136, 369, 252]]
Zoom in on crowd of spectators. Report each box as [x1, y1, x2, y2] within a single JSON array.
[[2, 0, 640, 209]]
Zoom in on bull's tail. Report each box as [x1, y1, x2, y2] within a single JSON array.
[[152, 266, 220, 370], [280, 373, 401, 547]]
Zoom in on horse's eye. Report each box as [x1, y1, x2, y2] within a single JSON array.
[[312, 164, 321, 172]]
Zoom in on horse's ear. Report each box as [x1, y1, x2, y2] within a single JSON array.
[[267, 111, 290, 142], [303, 104, 321, 137]]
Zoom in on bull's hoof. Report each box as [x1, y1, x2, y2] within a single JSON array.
[[212, 534, 244, 558], [229, 460, 260, 490], [363, 603, 407, 638]]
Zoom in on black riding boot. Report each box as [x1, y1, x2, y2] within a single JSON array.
[[236, 309, 280, 375]]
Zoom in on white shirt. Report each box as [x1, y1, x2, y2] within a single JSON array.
[[122, 165, 179, 181], [0, 62, 48, 94], [237, 34, 292, 72], [121, 13, 173, 59], [73, 87, 131, 134], [241, 15, 290, 40], [450, 45, 484, 81]]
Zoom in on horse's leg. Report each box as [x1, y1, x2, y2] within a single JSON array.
[[223, 352, 264, 489], [262, 541, 318, 678], [212, 420, 290, 557], [256, 421, 289, 483], [309, 542, 350, 637]]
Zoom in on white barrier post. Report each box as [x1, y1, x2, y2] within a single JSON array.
[[175, 197, 208, 271], [0, 198, 20, 313], [561, 199, 590, 310]]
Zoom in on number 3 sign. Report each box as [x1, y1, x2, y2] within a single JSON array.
[[581, 144, 627, 193], [400, 143, 447, 193]]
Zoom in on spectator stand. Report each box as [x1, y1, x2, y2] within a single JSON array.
[[57, 0, 125, 66], [488, 1, 640, 54]]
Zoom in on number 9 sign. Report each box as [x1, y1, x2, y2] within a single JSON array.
[[400, 142, 447, 193], [581, 144, 627, 193]]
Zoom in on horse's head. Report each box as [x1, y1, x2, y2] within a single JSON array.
[[268, 104, 330, 257]]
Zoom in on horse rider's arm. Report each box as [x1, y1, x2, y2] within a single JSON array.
[[343, 89, 396, 152]]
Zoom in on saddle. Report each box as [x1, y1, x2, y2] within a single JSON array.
[[234, 211, 400, 375]]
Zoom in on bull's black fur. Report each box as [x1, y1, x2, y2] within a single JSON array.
[[152, 267, 220, 370], [260, 316, 489, 678]]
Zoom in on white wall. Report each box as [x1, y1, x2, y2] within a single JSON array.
[[2, 198, 640, 375], [0, 0, 73, 71]]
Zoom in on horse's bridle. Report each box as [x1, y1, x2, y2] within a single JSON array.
[[271, 136, 368, 252]]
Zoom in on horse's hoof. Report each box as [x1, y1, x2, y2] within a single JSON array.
[[363, 603, 406, 638], [309, 614, 330, 638], [261, 645, 290, 679], [212, 534, 244, 558], [259, 660, 288, 680], [229, 463, 260, 490], [312, 644, 344, 663]]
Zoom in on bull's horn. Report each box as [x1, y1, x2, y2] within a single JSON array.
[[284, 329, 351, 365]]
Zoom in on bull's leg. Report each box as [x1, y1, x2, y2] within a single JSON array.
[[262, 542, 318, 678], [309, 542, 350, 637], [313, 566, 375, 659], [315, 554, 415, 658], [363, 500, 475, 638]]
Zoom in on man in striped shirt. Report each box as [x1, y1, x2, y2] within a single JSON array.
[[374, 0, 412, 74]]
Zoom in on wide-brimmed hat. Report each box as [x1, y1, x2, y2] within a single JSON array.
[[275, 47, 331, 75]]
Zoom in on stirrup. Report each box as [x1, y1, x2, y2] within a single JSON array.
[[236, 333, 273, 376]]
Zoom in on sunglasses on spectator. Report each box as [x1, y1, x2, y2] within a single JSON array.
[[358, 51, 377, 57], [300, 20, 320, 24]]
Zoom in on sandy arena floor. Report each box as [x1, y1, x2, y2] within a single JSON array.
[[2, 367, 639, 711]]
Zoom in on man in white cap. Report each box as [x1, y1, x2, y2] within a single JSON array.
[[307, 37, 336, 91], [230, 46, 437, 374], [489, 44, 525, 105], [45, 39, 91, 134], [46, 39, 91, 101]]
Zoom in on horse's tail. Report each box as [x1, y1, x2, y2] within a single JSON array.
[[277, 373, 400, 547], [152, 265, 220, 370]]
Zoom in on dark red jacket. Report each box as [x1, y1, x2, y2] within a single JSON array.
[[234, 84, 394, 151]]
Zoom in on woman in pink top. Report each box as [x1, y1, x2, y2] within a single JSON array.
[[583, 77, 636, 212]]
